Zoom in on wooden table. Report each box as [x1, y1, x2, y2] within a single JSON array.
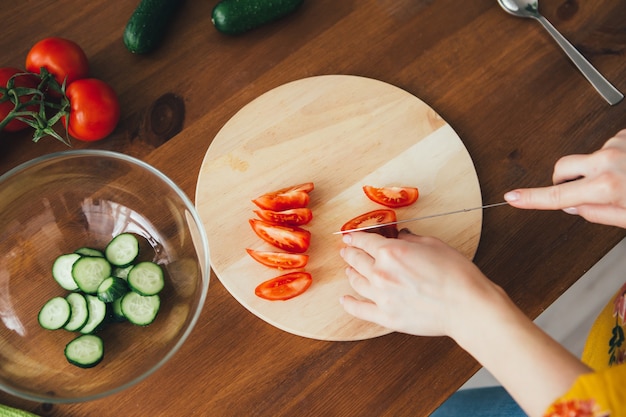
[[1, 1, 625, 415]]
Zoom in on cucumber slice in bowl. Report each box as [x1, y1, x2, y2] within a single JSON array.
[[110, 297, 127, 322], [80, 295, 107, 334], [127, 261, 164, 296], [64, 293, 89, 332], [64, 334, 104, 368], [105, 233, 139, 267], [74, 247, 104, 257], [121, 292, 160, 326], [38, 297, 71, 330], [97, 276, 129, 303], [52, 253, 81, 291], [112, 265, 134, 280], [72, 256, 112, 294]]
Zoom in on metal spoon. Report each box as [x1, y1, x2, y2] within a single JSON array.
[[497, 0, 623, 105]]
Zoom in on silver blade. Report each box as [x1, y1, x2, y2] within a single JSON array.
[[333, 202, 509, 234]]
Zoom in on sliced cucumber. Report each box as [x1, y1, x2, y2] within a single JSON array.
[[71, 256, 112, 294], [105, 233, 139, 267], [112, 265, 134, 280], [74, 247, 104, 257], [121, 292, 160, 326], [97, 276, 129, 303], [80, 295, 107, 334], [52, 253, 81, 291], [43, 233, 167, 367], [64, 334, 104, 368], [64, 293, 89, 332], [38, 297, 71, 330], [110, 297, 126, 322], [127, 261, 164, 296]]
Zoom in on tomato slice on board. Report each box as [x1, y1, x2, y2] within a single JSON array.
[[246, 249, 309, 269], [252, 182, 314, 211], [363, 185, 419, 208], [249, 219, 311, 253], [254, 208, 313, 226], [255, 272, 313, 301], [341, 209, 399, 238], [252, 190, 310, 211]]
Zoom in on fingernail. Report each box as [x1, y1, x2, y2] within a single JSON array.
[[564, 207, 579, 215], [339, 296, 344, 305], [340, 247, 345, 257], [504, 191, 520, 202], [342, 234, 352, 244]]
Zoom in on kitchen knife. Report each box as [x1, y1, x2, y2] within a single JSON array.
[[333, 202, 509, 234]]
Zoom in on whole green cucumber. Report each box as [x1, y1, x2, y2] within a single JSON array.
[[123, 0, 183, 54], [212, 0, 305, 35]]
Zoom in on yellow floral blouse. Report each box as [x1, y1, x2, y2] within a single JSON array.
[[543, 282, 626, 417]]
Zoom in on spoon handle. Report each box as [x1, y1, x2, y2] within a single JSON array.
[[535, 15, 623, 105]]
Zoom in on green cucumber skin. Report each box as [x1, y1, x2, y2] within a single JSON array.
[[212, 0, 304, 35], [123, 0, 183, 54]]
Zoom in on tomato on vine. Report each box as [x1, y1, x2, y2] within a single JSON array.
[[0, 67, 40, 132], [26, 37, 89, 87], [64, 79, 120, 141]]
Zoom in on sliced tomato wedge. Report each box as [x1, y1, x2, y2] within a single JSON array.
[[255, 272, 313, 301], [249, 219, 311, 253], [254, 208, 313, 226], [341, 209, 399, 238], [363, 185, 419, 208], [252, 190, 310, 211], [252, 182, 314, 211], [246, 249, 309, 269]]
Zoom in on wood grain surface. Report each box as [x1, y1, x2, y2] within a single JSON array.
[[1, 1, 626, 416], [196, 75, 482, 340]]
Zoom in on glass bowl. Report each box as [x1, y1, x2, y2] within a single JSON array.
[[0, 150, 210, 403]]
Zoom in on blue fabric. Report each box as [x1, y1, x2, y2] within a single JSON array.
[[429, 386, 527, 417]]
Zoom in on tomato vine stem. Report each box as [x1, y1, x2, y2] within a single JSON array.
[[0, 68, 72, 146]]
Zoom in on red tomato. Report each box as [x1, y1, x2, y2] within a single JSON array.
[[26, 37, 89, 87], [254, 208, 313, 226], [341, 209, 399, 238], [252, 190, 310, 211], [363, 185, 419, 208], [64, 79, 120, 141], [249, 219, 311, 253], [255, 272, 312, 301], [252, 182, 314, 211], [246, 249, 309, 269], [0, 68, 38, 132]]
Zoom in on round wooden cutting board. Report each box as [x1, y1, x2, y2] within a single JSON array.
[[195, 75, 483, 341]]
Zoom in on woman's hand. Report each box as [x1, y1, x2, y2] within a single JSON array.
[[505, 129, 626, 228], [339, 229, 590, 417], [339, 229, 505, 340]]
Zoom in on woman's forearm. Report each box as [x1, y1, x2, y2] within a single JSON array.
[[451, 284, 591, 417]]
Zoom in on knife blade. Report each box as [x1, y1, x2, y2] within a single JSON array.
[[333, 202, 509, 234]]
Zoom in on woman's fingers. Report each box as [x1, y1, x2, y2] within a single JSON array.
[[343, 264, 377, 301], [551, 154, 590, 185], [574, 204, 626, 229], [340, 241, 375, 277], [339, 295, 384, 326], [506, 131, 626, 214], [506, 171, 626, 210], [341, 231, 386, 255]]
